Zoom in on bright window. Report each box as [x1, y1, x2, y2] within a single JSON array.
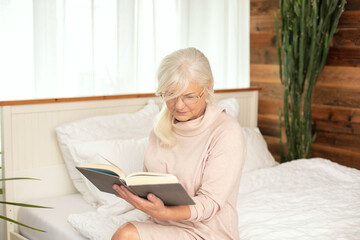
[[0, 0, 249, 101]]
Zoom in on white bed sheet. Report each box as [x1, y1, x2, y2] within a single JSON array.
[[18, 193, 95, 240], [236, 158, 360, 239], [16, 158, 360, 240], [66, 158, 360, 240]]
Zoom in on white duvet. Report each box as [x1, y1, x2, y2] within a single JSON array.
[[68, 158, 360, 239]]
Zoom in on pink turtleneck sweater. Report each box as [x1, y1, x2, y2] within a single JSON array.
[[133, 103, 245, 240]]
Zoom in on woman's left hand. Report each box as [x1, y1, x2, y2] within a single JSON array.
[[113, 184, 169, 220]]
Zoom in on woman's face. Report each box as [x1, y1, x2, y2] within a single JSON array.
[[165, 80, 207, 122]]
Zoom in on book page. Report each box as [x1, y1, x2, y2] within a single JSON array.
[[125, 172, 179, 186], [79, 163, 126, 179]]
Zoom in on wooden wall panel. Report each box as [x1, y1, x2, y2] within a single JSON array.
[[338, 11, 360, 28], [313, 86, 360, 108], [332, 29, 360, 48], [326, 47, 360, 67], [250, 15, 278, 32], [345, 1, 360, 10], [250, 0, 360, 170], [317, 66, 360, 87], [250, 47, 278, 64], [250, 0, 278, 15], [312, 143, 360, 169]]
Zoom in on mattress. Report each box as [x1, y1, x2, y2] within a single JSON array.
[[18, 193, 95, 240]]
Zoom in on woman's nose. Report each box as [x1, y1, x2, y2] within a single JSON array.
[[175, 97, 186, 109]]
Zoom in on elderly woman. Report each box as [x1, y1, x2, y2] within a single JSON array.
[[112, 47, 245, 240]]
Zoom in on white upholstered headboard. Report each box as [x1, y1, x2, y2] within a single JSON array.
[[1, 88, 259, 239]]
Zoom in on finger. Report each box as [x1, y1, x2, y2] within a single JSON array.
[[147, 194, 166, 211], [120, 185, 136, 199], [147, 193, 161, 204], [112, 184, 126, 198], [119, 186, 148, 206]]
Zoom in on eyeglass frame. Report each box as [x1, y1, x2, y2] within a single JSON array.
[[161, 88, 206, 105]]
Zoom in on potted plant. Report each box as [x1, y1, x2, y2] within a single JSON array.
[[275, 0, 346, 162]]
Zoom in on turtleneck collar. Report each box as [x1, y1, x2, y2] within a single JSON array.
[[171, 103, 224, 137]]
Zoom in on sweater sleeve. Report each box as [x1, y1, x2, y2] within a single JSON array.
[[187, 118, 246, 222]]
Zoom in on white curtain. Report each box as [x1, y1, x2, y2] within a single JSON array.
[[0, 0, 249, 101]]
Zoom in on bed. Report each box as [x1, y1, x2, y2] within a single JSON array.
[[1, 88, 360, 240]]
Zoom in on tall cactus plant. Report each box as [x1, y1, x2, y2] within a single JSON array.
[[275, 0, 346, 162]]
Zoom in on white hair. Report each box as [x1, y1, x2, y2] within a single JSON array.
[[153, 47, 214, 146]]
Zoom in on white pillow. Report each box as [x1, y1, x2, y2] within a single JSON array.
[[217, 98, 239, 119], [55, 100, 159, 205], [216, 98, 277, 172], [241, 127, 278, 173], [69, 137, 148, 207]]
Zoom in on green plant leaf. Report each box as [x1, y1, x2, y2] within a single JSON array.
[[0, 177, 40, 182], [0, 215, 46, 232], [0, 201, 52, 209]]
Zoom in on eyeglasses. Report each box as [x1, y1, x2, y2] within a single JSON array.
[[161, 88, 205, 105]]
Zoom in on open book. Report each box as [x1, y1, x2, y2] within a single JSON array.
[[76, 162, 194, 206]]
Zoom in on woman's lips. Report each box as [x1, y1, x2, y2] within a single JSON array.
[[175, 111, 187, 115]]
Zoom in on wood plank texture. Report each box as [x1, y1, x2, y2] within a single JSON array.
[[312, 105, 360, 125], [250, 32, 277, 47], [313, 86, 360, 108], [251, 0, 360, 169], [316, 66, 360, 87], [312, 144, 360, 170], [332, 29, 360, 48], [250, 0, 279, 15], [251, 7, 360, 31], [250, 64, 280, 83], [251, 64, 360, 88], [326, 47, 360, 67], [251, 81, 283, 102], [338, 10, 360, 29], [250, 15, 278, 32], [345, 0, 360, 11], [250, 47, 278, 64], [251, 46, 360, 66]]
